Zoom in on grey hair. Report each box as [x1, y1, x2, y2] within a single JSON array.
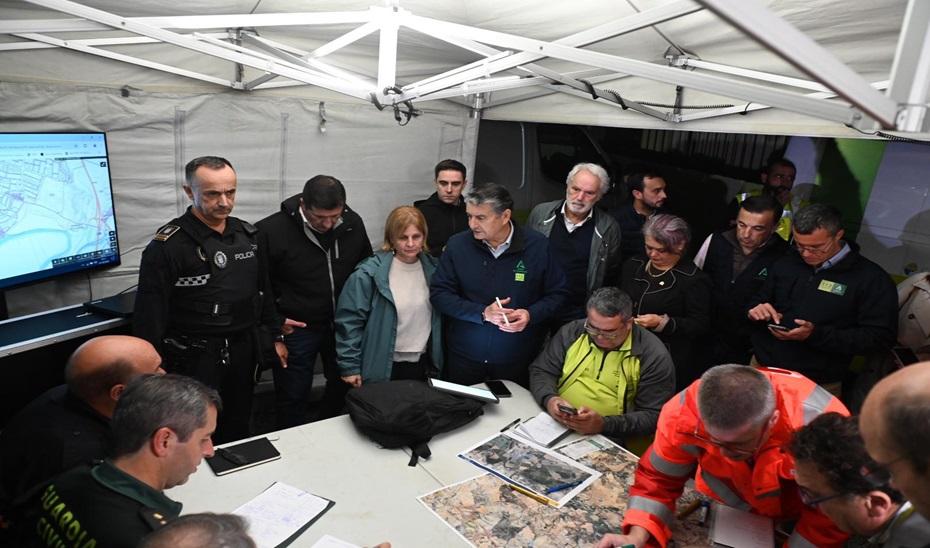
[[698, 365, 775, 431], [139, 513, 255, 548], [110, 374, 222, 458], [793, 203, 843, 236], [566, 163, 610, 194], [586, 287, 633, 319], [642, 214, 691, 254], [464, 182, 514, 216]]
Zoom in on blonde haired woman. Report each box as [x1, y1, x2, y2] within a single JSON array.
[[336, 206, 443, 386]]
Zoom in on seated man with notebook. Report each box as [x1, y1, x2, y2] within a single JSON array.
[[597, 364, 849, 548], [528, 287, 675, 440], [15, 374, 220, 547]]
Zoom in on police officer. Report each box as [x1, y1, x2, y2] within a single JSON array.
[[133, 156, 285, 443]]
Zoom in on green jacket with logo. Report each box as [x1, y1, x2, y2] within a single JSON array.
[[528, 320, 675, 437]]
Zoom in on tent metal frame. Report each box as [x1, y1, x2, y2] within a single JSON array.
[[4, 0, 928, 133]]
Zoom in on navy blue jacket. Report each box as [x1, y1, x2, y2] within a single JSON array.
[[430, 224, 568, 365]]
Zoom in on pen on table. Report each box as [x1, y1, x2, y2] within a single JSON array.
[[506, 483, 556, 507], [500, 418, 521, 432], [495, 297, 511, 326], [544, 480, 582, 495]]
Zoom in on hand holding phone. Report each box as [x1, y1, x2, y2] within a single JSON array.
[[557, 403, 578, 415], [767, 323, 790, 332]]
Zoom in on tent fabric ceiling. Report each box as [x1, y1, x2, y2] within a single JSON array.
[[0, 0, 918, 137]]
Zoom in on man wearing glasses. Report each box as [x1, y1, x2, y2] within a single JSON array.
[[734, 158, 805, 241], [597, 364, 848, 548], [746, 203, 897, 393], [528, 287, 674, 440], [790, 412, 930, 546], [860, 361, 930, 524], [257, 175, 372, 426]]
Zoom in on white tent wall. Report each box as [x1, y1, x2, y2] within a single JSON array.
[[0, 81, 477, 316]]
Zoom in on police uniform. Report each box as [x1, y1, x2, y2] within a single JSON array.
[[19, 461, 180, 548], [134, 207, 279, 443]]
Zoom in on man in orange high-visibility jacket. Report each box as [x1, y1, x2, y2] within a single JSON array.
[[597, 364, 849, 548]]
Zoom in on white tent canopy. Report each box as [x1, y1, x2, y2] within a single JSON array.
[[0, 0, 926, 314]]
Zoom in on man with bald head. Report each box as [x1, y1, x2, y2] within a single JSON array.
[[860, 361, 930, 520], [0, 335, 163, 509]]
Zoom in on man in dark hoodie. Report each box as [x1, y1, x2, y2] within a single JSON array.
[[414, 159, 468, 257], [256, 175, 372, 426]]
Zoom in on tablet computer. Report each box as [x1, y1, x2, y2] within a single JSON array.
[[429, 378, 500, 404]]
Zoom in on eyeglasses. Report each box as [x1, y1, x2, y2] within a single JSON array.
[[798, 486, 847, 507], [689, 421, 773, 457], [860, 455, 908, 485], [794, 240, 834, 255], [583, 320, 625, 340]]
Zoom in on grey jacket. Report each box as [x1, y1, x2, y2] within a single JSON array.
[[526, 200, 622, 295], [528, 319, 676, 437]]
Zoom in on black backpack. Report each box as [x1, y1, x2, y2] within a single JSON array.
[[345, 380, 485, 466]]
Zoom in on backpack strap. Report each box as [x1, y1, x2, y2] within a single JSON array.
[[408, 441, 432, 467]]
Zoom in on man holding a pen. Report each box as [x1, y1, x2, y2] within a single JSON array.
[[431, 183, 568, 387]]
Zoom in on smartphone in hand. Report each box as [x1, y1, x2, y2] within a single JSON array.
[[557, 403, 578, 415], [767, 323, 790, 332]]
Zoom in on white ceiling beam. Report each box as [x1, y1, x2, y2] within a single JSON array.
[[421, 69, 610, 101], [1, 32, 230, 51], [238, 34, 375, 90], [403, 50, 515, 93], [396, 0, 703, 101], [20, 0, 372, 100], [376, 9, 399, 92], [16, 32, 231, 87], [673, 57, 830, 92], [888, 0, 930, 132], [398, 14, 863, 126], [0, 11, 374, 34], [696, 0, 897, 128], [679, 80, 889, 122], [482, 73, 631, 108]]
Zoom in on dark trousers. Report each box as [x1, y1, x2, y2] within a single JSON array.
[[446, 352, 529, 388], [390, 354, 430, 381], [273, 326, 346, 428], [163, 331, 255, 444]]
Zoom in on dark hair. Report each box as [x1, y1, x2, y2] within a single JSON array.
[[793, 203, 843, 236], [110, 374, 222, 458], [302, 174, 347, 211], [765, 157, 796, 175], [64, 356, 136, 404], [139, 513, 255, 548], [627, 170, 664, 196], [790, 413, 904, 502], [434, 159, 467, 180], [698, 365, 775, 430], [586, 287, 633, 319], [464, 182, 514, 216], [885, 391, 930, 475], [740, 194, 784, 222], [185, 156, 233, 187]]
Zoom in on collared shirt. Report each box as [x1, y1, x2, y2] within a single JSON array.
[[93, 460, 183, 516], [485, 222, 514, 259], [815, 242, 851, 273], [560, 202, 594, 233]]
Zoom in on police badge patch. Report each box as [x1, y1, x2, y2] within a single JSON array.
[[214, 251, 228, 269]]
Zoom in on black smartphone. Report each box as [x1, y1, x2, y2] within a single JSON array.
[[767, 323, 790, 332], [485, 380, 512, 398], [892, 346, 920, 368], [557, 403, 578, 415]]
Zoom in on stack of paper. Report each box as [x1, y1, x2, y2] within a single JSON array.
[[512, 412, 571, 447], [233, 481, 334, 548]]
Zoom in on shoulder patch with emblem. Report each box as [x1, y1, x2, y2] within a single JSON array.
[[139, 507, 171, 530], [153, 224, 180, 242]]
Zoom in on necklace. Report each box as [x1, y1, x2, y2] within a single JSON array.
[[646, 260, 673, 285]]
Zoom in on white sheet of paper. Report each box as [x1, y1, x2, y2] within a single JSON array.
[[233, 481, 331, 548], [557, 435, 612, 460], [513, 411, 570, 446], [309, 534, 361, 548], [711, 503, 774, 548]]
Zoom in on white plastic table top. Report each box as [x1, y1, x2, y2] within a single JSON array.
[[167, 381, 546, 547]]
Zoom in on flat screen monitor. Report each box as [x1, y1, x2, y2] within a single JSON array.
[[0, 132, 120, 290]]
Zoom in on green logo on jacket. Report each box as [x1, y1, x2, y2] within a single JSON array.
[[514, 260, 527, 282]]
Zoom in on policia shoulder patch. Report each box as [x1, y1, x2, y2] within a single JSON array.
[[153, 224, 180, 242]]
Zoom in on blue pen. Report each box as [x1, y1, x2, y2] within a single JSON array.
[[544, 480, 582, 494]]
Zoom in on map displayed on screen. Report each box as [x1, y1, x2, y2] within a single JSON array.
[[0, 132, 120, 290]]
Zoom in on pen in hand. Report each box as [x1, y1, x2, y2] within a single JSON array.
[[495, 297, 511, 326]]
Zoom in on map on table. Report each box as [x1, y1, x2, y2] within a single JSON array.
[[420, 435, 711, 547], [457, 431, 600, 507]]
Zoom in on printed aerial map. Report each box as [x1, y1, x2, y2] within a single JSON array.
[[421, 437, 710, 547]]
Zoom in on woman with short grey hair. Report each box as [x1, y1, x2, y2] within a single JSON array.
[[620, 214, 712, 390]]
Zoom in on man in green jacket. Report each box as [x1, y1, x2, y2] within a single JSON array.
[[526, 163, 621, 326], [529, 287, 675, 441]]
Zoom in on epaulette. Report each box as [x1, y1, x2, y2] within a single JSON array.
[[240, 220, 258, 236], [153, 224, 180, 242], [139, 507, 171, 530]]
